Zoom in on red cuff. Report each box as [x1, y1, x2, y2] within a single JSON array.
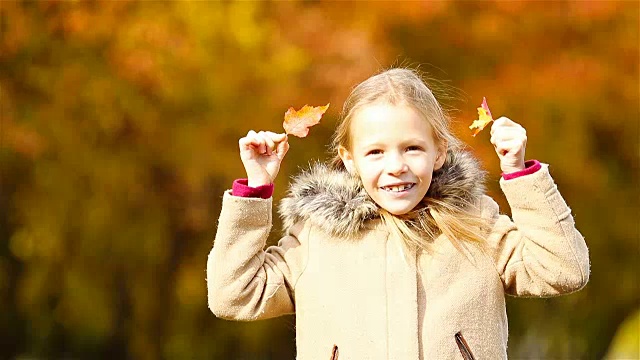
[[501, 160, 542, 180], [232, 179, 274, 199]]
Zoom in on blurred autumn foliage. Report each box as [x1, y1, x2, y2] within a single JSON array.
[[0, 1, 638, 359]]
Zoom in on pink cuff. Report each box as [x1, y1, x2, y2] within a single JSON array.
[[502, 160, 542, 180], [232, 179, 274, 199]]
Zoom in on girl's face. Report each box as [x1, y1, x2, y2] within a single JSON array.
[[339, 102, 447, 215]]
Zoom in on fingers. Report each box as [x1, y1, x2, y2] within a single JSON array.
[[488, 116, 528, 173], [270, 132, 287, 143], [490, 127, 527, 147], [239, 131, 288, 157], [490, 117, 521, 135], [276, 136, 290, 159], [490, 117, 526, 146], [239, 130, 265, 155], [262, 132, 275, 155], [492, 138, 525, 156], [490, 117, 527, 162]]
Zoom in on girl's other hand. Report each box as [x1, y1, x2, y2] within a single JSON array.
[[239, 131, 289, 187], [490, 117, 527, 174]]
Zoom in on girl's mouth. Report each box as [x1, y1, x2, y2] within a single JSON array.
[[380, 183, 415, 192]]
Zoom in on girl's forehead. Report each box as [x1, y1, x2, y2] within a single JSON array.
[[348, 103, 436, 146], [350, 103, 432, 131]]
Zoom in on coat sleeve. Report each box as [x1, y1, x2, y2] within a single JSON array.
[[207, 191, 308, 321], [482, 164, 590, 297]]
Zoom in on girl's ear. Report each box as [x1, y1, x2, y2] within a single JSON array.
[[338, 146, 355, 175], [434, 140, 448, 170]]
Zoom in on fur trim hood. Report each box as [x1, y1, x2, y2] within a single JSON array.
[[278, 149, 486, 237]]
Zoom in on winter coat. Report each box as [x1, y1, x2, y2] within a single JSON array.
[[207, 150, 590, 360]]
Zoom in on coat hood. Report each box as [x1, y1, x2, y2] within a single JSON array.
[[278, 149, 486, 237]]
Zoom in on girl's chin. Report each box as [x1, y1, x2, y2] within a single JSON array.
[[373, 191, 423, 215], [377, 201, 419, 215]]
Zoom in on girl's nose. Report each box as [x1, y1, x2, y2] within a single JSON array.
[[385, 153, 408, 175]]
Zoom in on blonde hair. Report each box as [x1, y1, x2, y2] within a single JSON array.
[[330, 68, 488, 251]]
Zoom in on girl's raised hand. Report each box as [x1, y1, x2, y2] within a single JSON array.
[[490, 117, 527, 174], [239, 131, 289, 187]]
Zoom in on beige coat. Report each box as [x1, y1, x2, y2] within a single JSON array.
[[207, 151, 590, 359]]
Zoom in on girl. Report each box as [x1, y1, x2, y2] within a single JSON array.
[[207, 68, 590, 359]]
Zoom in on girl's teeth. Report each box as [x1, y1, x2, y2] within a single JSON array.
[[383, 184, 413, 192]]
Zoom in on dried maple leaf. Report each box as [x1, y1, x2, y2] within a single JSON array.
[[283, 104, 329, 138], [469, 97, 494, 137]]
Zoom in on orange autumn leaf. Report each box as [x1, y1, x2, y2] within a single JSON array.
[[283, 104, 329, 138], [469, 97, 494, 137]]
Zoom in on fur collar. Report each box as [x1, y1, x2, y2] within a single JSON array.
[[278, 149, 486, 237]]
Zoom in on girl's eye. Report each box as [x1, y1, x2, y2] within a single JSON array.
[[366, 149, 382, 156], [406, 146, 423, 152]]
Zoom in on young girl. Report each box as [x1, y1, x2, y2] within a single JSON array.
[[207, 68, 590, 360]]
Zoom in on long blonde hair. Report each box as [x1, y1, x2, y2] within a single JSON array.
[[330, 68, 488, 251]]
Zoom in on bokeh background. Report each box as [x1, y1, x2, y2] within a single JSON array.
[[1, 1, 638, 359]]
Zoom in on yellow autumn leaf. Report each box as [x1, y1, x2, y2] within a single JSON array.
[[469, 97, 494, 137]]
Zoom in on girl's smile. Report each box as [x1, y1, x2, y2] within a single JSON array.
[[380, 183, 415, 193], [338, 102, 447, 215]]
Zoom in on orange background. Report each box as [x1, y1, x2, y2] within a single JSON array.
[[1, 1, 638, 359]]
